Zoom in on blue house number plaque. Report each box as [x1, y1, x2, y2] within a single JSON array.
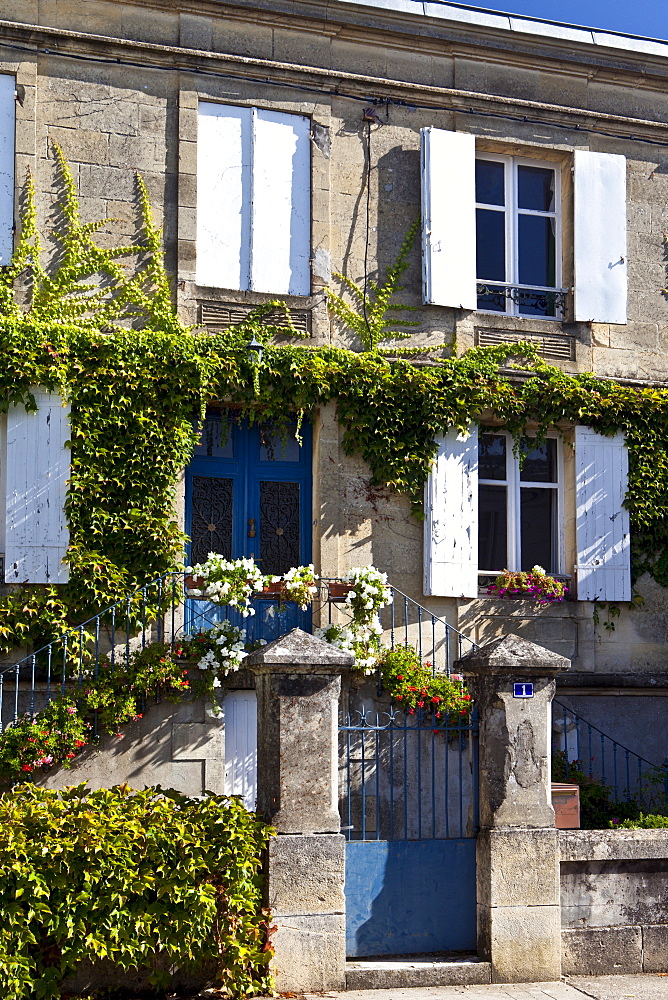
[[513, 682, 534, 698]]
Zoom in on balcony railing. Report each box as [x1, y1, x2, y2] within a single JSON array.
[[0, 573, 475, 732]]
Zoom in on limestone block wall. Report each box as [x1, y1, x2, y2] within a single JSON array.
[[560, 829, 668, 976]]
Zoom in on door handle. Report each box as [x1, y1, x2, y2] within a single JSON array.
[[247, 517, 256, 538]]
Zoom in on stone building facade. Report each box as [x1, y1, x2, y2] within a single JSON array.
[[1, 0, 668, 760]]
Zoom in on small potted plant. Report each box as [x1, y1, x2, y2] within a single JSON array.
[[184, 555, 268, 616], [487, 565, 568, 605]]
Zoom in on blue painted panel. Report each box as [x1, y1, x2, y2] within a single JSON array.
[[345, 839, 476, 957]]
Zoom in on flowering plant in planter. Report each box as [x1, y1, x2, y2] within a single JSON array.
[[281, 563, 319, 609], [487, 565, 567, 605], [378, 646, 472, 721], [315, 566, 392, 674], [185, 554, 268, 616], [0, 698, 91, 783], [185, 621, 250, 680]]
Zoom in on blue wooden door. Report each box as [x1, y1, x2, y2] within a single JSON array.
[[185, 414, 312, 639]]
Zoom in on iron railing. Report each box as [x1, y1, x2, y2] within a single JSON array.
[[0, 573, 474, 733], [339, 707, 479, 841], [553, 700, 668, 812]]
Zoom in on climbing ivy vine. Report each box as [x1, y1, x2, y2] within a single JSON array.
[[0, 149, 667, 654]]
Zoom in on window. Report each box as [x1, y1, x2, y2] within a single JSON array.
[[475, 155, 562, 318], [196, 102, 311, 296], [478, 432, 562, 575], [420, 128, 628, 325]]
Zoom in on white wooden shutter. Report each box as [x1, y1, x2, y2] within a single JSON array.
[[251, 108, 311, 296], [196, 102, 251, 290], [420, 128, 477, 310], [573, 151, 627, 325], [196, 103, 310, 296], [575, 426, 630, 602], [5, 391, 70, 584], [424, 425, 478, 598], [0, 75, 14, 266], [224, 690, 257, 811]]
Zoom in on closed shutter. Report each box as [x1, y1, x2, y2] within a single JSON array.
[[420, 127, 477, 310], [575, 426, 630, 602], [424, 425, 478, 598], [251, 108, 311, 296], [573, 151, 627, 325], [224, 689, 257, 811], [0, 75, 14, 266], [5, 391, 70, 584], [196, 103, 310, 296], [197, 103, 250, 291]]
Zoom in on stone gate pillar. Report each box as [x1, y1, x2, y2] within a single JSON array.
[[245, 628, 353, 992], [454, 634, 570, 984]]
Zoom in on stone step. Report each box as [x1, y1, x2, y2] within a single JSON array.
[[345, 955, 492, 990]]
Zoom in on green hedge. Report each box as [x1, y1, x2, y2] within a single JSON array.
[[0, 784, 273, 999]]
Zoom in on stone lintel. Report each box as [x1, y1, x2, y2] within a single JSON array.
[[454, 633, 570, 677]]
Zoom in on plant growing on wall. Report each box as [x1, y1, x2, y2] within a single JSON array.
[[2, 153, 668, 661]]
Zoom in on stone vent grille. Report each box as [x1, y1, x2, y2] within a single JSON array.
[[475, 327, 575, 361], [199, 301, 311, 335]]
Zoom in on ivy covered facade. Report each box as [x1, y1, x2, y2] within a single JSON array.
[[0, 0, 668, 768]]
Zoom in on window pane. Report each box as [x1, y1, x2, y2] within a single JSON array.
[[259, 481, 300, 575], [190, 476, 233, 565], [476, 209, 506, 281], [479, 434, 507, 481], [479, 485, 507, 571], [518, 215, 556, 289], [520, 438, 557, 483], [520, 487, 556, 573], [476, 160, 505, 206], [518, 165, 555, 212]]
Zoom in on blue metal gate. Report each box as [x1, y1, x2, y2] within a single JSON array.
[[340, 708, 479, 958]]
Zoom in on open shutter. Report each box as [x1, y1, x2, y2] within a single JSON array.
[[5, 391, 70, 584], [0, 75, 14, 266], [424, 425, 478, 598], [421, 128, 477, 310], [573, 151, 627, 325], [575, 426, 630, 602], [251, 108, 311, 296]]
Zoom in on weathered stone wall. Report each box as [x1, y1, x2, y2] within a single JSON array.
[[0, 0, 667, 731], [560, 829, 668, 975]]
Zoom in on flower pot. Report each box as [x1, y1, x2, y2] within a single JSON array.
[[260, 581, 288, 598], [328, 581, 352, 601], [184, 575, 205, 593]]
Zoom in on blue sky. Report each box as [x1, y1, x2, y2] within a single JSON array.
[[462, 1, 668, 40]]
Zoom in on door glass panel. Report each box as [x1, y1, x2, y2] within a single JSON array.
[[520, 487, 556, 572], [479, 434, 507, 481], [259, 481, 300, 575], [194, 417, 233, 459], [520, 439, 557, 483], [259, 424, 300, 462], [479, 485, 507, 572], [190, 476, 233, 565]]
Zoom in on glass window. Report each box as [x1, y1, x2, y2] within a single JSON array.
[[475, 155, 561, 319], [478, 432, 560, 574]]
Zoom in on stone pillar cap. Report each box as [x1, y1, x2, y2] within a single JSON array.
[[453, 632, 570, 676], [244, 627, 354, 669]]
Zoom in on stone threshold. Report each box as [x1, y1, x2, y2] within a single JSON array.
[[345, 954, 492, 989]]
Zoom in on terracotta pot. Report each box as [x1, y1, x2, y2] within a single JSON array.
[[184, 575, 205, 592], [260, 580, 288, 598], [328, 581, 352, 601]]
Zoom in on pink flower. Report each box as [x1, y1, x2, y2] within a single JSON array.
[[66, 707, 77, 715]]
